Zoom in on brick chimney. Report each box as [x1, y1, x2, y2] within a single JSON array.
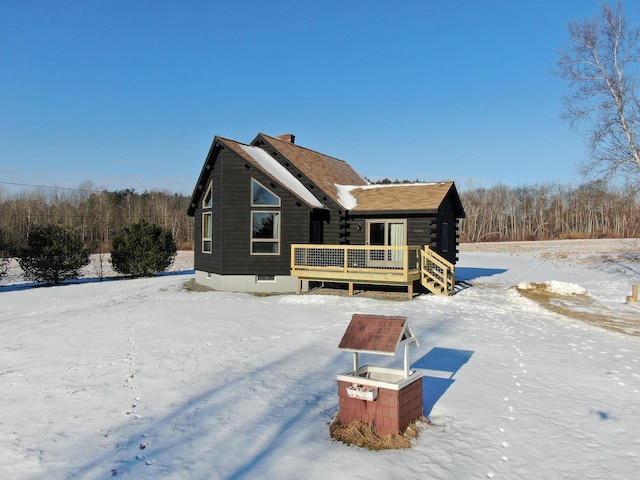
[[277, 133, 295, 144]]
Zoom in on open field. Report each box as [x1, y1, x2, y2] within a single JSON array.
[[1, 239, 639, 479]]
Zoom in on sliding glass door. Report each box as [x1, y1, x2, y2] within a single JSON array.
[[366, 220, 407, 267]]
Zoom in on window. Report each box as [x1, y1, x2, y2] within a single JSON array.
[[442, 222, 449, 253], [366, 219, 407, 265], [201, 181, 213, 253], [367, 220, 406, 248], [202, 212, 212, 253], [251, 179, 280, 206], [251, 211, 280, 254], [250, 179, 280, 255], [203, 182, 212, 208], [256, 275, 276, 283]]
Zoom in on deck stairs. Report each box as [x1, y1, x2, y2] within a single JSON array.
[[420, 247, 456, 296]]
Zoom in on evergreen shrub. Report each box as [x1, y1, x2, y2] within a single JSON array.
[[111, 220, 177, 277], [18, 224, 90, 284]]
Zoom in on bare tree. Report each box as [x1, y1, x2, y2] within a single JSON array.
[[556, 2, 640, 183]]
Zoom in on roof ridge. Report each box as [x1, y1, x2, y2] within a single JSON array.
[[216, 135, 250, 147], [217, 136, 324, 209], [258, 133, 353, 165], [348, 181, 454, 188]]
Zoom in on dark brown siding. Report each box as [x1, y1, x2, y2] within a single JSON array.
[[345, 211, 460, 264], [253, 139, 344, 246], [192, 146, 316, 276], [436, 194, 460, 264], [407, 215, 438, 248], [192, 150, 223, 274], [345, 214, 437, 247]]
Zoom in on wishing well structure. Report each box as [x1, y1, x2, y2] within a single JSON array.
[[337, 314, 423, 435]]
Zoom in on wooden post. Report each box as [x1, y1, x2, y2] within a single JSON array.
[[291, 245, 296, 273], [344, 248, 349, 274], [404, 342, 410, 378], [348, 282, 354, 296], [628, 284, 639, 303]]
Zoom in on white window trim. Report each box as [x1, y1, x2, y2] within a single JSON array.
[[256, 275, 277, 283], [251, 178, 281, 207], [250, 210, 281, 255], [203, 181, 213, 208], [365, 219, 408, 246], [202, 211, 212, 253]]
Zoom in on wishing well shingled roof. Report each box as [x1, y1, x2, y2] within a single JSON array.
[[338, 314, 410, 354]]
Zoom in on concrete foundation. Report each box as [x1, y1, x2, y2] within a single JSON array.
[[194, 270, 308, 293]]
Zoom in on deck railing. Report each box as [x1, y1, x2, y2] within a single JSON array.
[[420, 246, 456, 295], [291, 244, 421, 284]]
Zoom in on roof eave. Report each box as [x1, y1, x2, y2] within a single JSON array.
[[348, 208, 440, 215], [338, 348, 397, 356], [187, 136, 220, 216]]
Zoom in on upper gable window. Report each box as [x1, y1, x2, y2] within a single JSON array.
[[203, 182, 212, 208], [251, 179, 280, 207]]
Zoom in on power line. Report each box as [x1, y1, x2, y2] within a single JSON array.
[[0, 181, 101, 193], [0, 181, 188, 196]]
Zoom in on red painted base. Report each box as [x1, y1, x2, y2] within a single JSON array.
[[337, 377, 423, 436]]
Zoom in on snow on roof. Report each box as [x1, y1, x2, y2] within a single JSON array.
[[335, 182, 444, 211], [335, 184, 359, 210], [240, 145, 324, 209]]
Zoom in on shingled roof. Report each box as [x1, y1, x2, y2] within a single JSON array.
[[338, 314, 418, 356], [189, 132, 465, 218], [254, 133, 369, 207], [338, 182, 465, 215], [218, 137, 324, 208], [187, 135, 326, 215]]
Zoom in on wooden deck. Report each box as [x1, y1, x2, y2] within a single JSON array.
[[291, 244, 422, 296], [291, 244, 456, 297]]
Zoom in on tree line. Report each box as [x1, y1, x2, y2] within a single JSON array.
[[459, 181, 640, 242], [0, 181, 193, 253], [1, 179, 638, 261]]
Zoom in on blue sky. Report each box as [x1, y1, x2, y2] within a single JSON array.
[[1, 0, 636, 195]]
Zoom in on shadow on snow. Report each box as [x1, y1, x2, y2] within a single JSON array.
[[69, 345, 343, 480], [455, 267, 507, 282], [412, 347, 474, 416], [0, 270, 195, 292]]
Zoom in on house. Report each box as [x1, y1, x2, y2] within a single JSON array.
[[187, 133, 465, 296]]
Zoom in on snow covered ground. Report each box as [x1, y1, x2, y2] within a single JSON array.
[[1, 240, 639, 479]]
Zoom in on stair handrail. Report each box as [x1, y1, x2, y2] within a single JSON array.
[[420, 246, 455, 294]]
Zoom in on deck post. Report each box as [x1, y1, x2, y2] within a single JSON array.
[[291, 246, 296, 274], [290, 244, 424, 296]]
